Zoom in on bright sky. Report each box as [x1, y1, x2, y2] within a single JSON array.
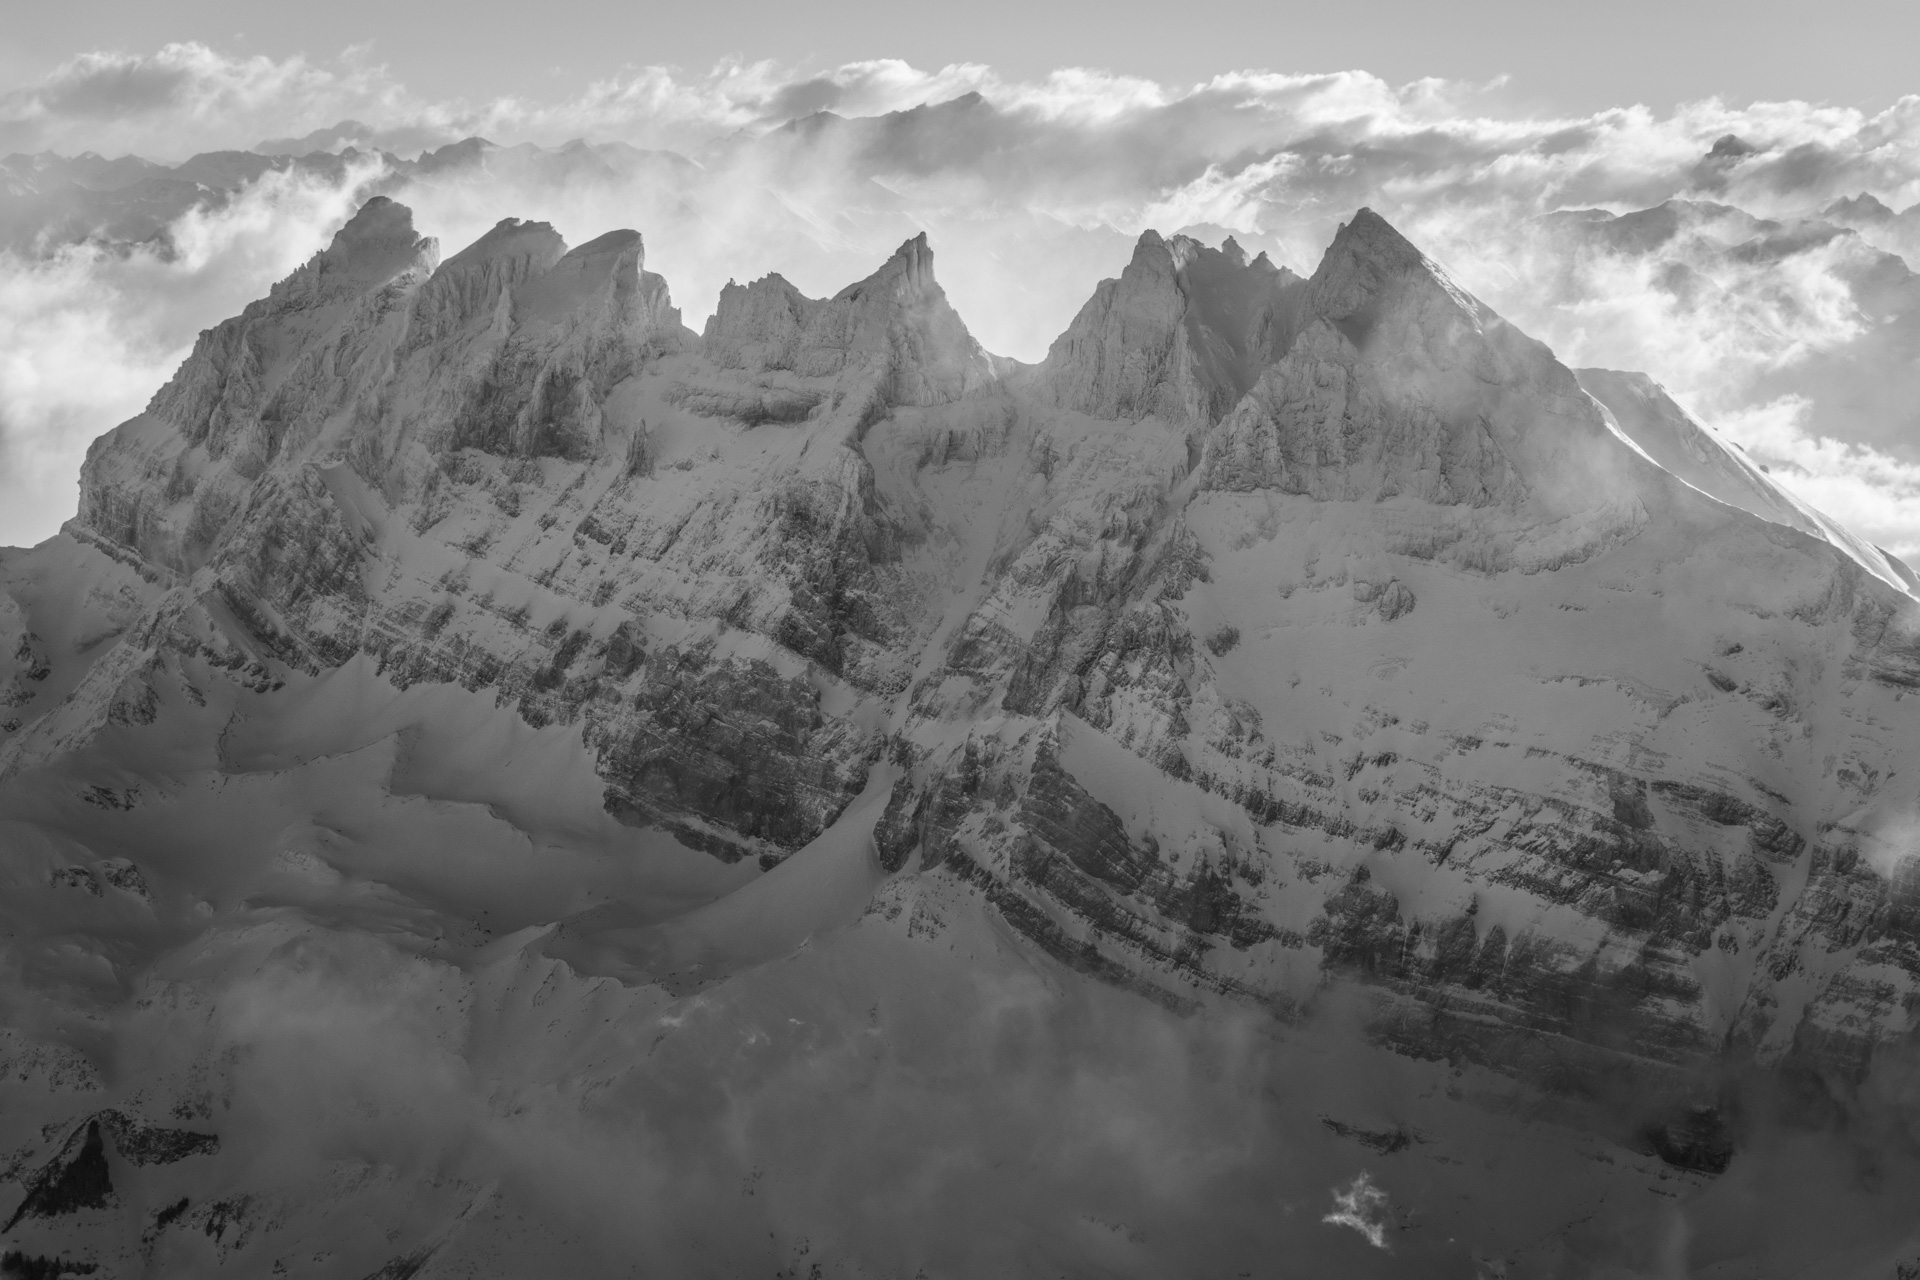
[[4, 0, 1916, 121]]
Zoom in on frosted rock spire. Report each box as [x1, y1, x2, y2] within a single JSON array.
[[704, 231, 995, 408], [1200, 206, 1613, 508], [1035, 230, 1306, 424]]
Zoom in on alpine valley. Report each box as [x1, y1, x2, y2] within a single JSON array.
[[6, 194, 1920, 1278]]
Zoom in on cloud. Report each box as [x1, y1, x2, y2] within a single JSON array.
[[0, 43, 410, 157], [8, 44, 1916, 209], [1719, 398, 1920, 558], [1395, 205, 1920, 555], [5, 46, 1920, 550]]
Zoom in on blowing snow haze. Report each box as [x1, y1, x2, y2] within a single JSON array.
[[7, 35, 1920, 1280]]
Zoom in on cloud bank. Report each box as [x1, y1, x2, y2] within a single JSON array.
[[3, 45, 1920, 551]]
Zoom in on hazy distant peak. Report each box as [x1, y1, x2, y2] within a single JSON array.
[[778, 111, 847, 139], [1707, 132, 1760, 160], [416, 137, 500, 172], [1825, 192, 1896, 224], [252, 118, 382, 157]]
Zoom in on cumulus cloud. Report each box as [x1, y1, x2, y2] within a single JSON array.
[[4, 46, 1920, 549], [1412, 206, 1920, 554], [0, 44, 412, 158], [1721, 399, 1920, 556]]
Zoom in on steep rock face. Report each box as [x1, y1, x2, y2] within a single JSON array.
[[453, 228, 684, 459], [702, 233, 996, 415], [1201, 209, 1617, 512], [12, 196, 1920, 1127], [77, 196, 440, 573], [36, 204, 1002, 871], [1033, 232, 1306, 424], [862, 210, 1920, 1095], [370, 216, 688, 468]]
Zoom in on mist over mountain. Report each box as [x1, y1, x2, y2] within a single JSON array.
[[3, 55, 1920, 556], [8, 46, 1920, 1279]]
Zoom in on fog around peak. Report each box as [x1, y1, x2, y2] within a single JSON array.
[[2, 46, 1919, 549]]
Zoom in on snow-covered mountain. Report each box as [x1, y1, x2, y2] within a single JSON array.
[[7, 198, 1920, 1277]]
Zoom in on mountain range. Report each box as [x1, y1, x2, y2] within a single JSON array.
[[9, 119, 1920, 538], [4, 194, 1920, 1276]]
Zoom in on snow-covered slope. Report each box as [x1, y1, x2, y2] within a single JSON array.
[[1577, 365, 1917, 591], [8, 199, 1920, 1277]]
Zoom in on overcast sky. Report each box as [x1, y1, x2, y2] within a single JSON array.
[[4, 0, 1918, 127]]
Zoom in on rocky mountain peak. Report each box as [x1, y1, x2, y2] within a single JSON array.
[[1825, 192, 1895, 223], [1202, 206, 1623, 509], [1034, 226, 1307, 423], [703, 272, 811, 368], [304, 195, 440, 291], [825, 231, 960, 348], [435, 216, 568, 280], [704, 231, 993, 408], [72, 202, 696, 574], [512, 228, 659, 328], [403, 216, 569, 352], [1305, 206, 1487, 351], [101, 198, 440, 546], [840, 230, 936, 303]]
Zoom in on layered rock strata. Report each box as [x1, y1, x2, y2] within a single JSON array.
[[7, 199, 1920, 1104]]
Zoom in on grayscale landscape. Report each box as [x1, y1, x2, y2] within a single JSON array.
[[3, 22, 1920, 1279]]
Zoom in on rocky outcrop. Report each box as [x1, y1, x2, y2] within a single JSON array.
[[454, 228, 685, 459], [77, 196, 440, 573], [2, 1120, 113, 1230], [1034, 231, 1306, 424], [703, 233, 996, 413], [1200, 209, 1611, 510], [0, 1111, 203, 1233]]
